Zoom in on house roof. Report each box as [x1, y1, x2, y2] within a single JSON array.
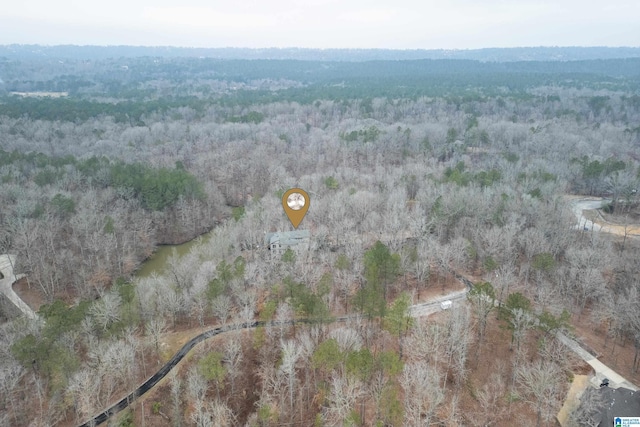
[[265, 230, 310, 246], [593, 387, 640, 426]]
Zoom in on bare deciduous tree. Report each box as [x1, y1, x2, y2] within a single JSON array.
[[279, 339, 302, 421], [223, 337, 243, 398], [186, 366, 207, 403], [472, 372, 508, 426], [516, 360, 562, 427], [89, 291, 122, 331], [146, 317, 167, 354], [323, 374, 363, 427], [401, 361, 444, 427], [566, 387, 605, 427], [211, 295, 233, 326]]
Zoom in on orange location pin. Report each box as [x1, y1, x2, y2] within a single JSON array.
[[282, 188, 310, 229]]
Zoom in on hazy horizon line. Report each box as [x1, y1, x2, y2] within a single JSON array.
[[3, 44, 640, 50]]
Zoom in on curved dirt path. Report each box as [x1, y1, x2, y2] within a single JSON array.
[[569, 196, 640, 238]]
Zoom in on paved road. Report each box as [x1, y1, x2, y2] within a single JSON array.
[[77, 289, 469, 427], [1, 197, 635, 425], [569, 197, 640, 237], [78, 323, 243, 427], [565, 198, 640, 390], [0, 254, 38, 320], [0, 236, 590, 425], [409, 289, 468, 317], [76, 265, 640, 427]]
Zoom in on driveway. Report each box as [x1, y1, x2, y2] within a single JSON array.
[[557, 333, 638, 391], [0, 254, 37, 320], [570, 198, 608, 232]]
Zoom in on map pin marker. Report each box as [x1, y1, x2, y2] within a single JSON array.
[[282, 188, 310, 229]]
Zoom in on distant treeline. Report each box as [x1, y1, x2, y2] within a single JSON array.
[[2, 44, 640, 62], [1, 57, 639, 123], [4, 56, 640, 87]]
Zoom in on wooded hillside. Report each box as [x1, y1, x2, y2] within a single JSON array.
[[1, 50, 639, 426]]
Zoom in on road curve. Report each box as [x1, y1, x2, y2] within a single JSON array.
[[78, 317, 361, 427], [4, 197, 635, 425], [569, 197, 640, 237], [79, 321, 263, 427], [77, 287, 470, 427], [77, 270, 638, 426]]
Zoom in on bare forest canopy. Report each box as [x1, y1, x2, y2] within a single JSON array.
[[1, 47, 640, 427]]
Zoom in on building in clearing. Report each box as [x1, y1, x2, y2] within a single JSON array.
[[591, 386, 640, 427], [265, 230, 311, 256], [560, 382, 640, 426]]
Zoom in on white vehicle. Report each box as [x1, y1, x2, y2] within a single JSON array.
[[440, 300, 452, 310]]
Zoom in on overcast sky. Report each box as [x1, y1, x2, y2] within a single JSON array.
[[1, 0, 638, 49]]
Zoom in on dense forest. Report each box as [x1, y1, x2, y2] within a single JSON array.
[[1, 47, 640, 427]]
